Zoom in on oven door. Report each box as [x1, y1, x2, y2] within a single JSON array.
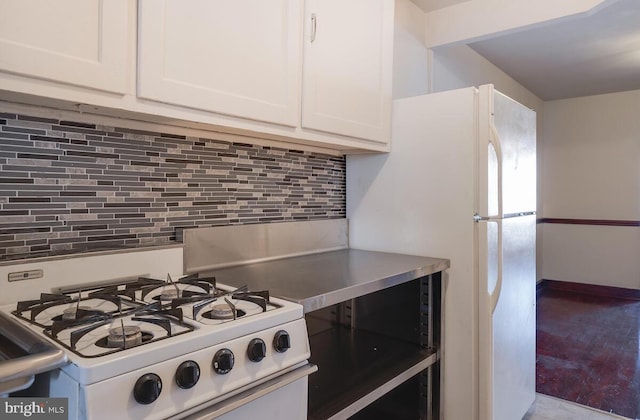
[[173, 362, 317, 420]]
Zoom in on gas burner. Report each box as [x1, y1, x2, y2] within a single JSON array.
[[97, 325, 152, 349], [183, 291, 279, 325], [14, 294, 131, 328], [16, 293, 72, 315], [204, 303, 246, 320], [109, 325, 142, 347], [62, 306, 93, 321], [44, 307, 194, 357], [140, 274, 219, 303], [231, 290, 270, 312], [159, 288, 180, 302], [51, 307, 110, 325]]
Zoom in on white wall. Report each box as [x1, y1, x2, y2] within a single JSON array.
[[392, 9, 545, 112], [392, 0, 429, 98], [542, 90, 640, 220], [541, 89, 640, 289], [431, 44, 543, 112]]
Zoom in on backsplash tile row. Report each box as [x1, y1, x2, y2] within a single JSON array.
[[0, 113, 346, 261]]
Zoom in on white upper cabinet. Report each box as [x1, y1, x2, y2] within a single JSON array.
[[0, 0, 129, 94], [301, 0, 394, 143], [138, 0, 302, 127], [0, 0, 394, 153]]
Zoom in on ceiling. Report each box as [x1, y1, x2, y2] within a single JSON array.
[[413, 0, 640, 101], [468, 0, 640, 100]]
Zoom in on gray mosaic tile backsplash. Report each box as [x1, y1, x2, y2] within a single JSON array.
[[0, 112, 346, 261]]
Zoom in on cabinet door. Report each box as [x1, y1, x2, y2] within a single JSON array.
[[138, 0, 301, 127], [0, 0, 129, 94], [302, 0, 393, 143]]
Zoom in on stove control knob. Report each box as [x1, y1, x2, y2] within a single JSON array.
[[273, 330, 291, 353], [175, 360, 200, 389], [213, 348, 235, 374], [133, 373, 162, 405], [248, 338, 267, 362]]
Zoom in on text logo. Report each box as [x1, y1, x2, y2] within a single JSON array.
[[1, 398, 67, 419]]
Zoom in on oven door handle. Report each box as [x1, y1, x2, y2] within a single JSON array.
[[176, 362, 318, 420], [0, 312, 68, 394]]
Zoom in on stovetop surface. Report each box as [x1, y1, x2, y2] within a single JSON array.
[[11, 273, 281, 356], [1, 273, 304, 384]]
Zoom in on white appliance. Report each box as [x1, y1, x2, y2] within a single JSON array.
[[0, 259, 314, 420], [347, 85, 537, 420]]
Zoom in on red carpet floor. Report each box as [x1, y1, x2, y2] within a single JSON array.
[[536, 288, 640, 419]]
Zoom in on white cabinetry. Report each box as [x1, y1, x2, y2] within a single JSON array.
[[138, 0, 394, 147], [0, 0, 393, 153], [0, 0, 129, 94], [302, 0, 393, 144], [138, 0, 301, 127]]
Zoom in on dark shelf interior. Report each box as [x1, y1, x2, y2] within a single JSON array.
[[307, 324, 435, 420], [0, 334, 28, 361], [349, 374, 423, 420]]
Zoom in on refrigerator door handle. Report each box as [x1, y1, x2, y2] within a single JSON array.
[[489, 123, 503, 218], [478, 219, 503, 315], [490, 220, 503, 314]]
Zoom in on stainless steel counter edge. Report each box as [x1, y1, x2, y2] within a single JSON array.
[[205, 249, 450, 314], [302, 258, 449, 313], [0, 312, 68, 394]]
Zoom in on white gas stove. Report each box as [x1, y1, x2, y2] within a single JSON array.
[[1, 265, 313, 420]]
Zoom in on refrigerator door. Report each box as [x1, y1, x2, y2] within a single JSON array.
[[478, 85, 537, 217], [478, 214, 536, 420]]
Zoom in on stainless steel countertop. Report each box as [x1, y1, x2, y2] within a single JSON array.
[[204, 249, 449, 313], [0, 311, 68, 394]]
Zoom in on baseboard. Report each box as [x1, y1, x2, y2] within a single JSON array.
[[538, 279, 640, 301], [535, 280, 547, 300]]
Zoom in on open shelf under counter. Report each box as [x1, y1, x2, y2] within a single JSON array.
[[307, 322, 438, 420]]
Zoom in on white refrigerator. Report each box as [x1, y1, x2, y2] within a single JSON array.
[[347, 85, 536, 420]]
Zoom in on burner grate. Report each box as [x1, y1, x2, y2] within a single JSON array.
[[44, 305, 195, 358], [9, 273, 281, 358]]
